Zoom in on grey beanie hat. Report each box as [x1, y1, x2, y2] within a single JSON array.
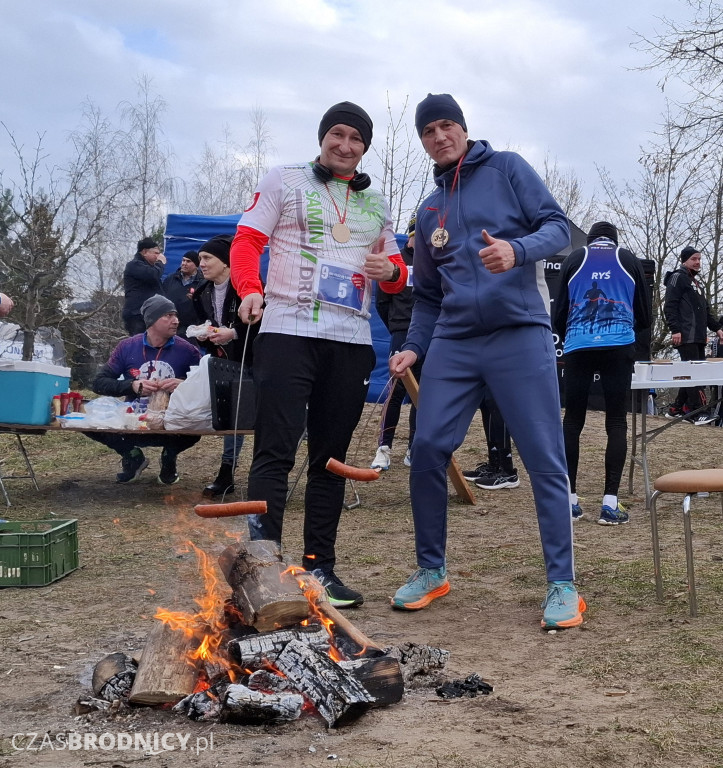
[[141, 294, 177, 329]]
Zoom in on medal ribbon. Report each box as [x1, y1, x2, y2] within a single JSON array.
[[436, 153, 465, 233], [324, 182, 352, 228]]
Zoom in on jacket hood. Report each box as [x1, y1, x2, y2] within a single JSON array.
[[433, 140, 495, 187]]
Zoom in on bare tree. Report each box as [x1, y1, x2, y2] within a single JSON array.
[[246, 105, 274, 191], [596, 121, 720, 353], [0, 112, 128, 360], [184, 125, 254, 215], [635, 1, 723, 143], [540, 154, 599, 230], [117, 75, 176, 241], [371, 94, 433, 231]]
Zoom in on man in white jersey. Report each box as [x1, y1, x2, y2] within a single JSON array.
[[230, 102, 407, 608]]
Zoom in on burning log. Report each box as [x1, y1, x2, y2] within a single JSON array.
[[223, 683, 304, 724], [92, 652, 137, 702], [128, 620, 200, 706], [218, 540, 310, 631], [227, 624, 330, 667], [274, 639, 375, 727]]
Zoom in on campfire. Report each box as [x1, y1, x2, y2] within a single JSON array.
[[82, 538, 473, 728]]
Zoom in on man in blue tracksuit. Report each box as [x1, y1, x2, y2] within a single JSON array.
[[389, 93, 584, 629]]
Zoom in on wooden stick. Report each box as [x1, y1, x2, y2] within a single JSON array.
[[401, 370, 476, 505], [317, 600, 384, 654]]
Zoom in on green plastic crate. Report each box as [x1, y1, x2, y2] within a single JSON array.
[[0, 519, 79, 587]]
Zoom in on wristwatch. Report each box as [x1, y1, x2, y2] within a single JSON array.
[[390, 264, 401, 282]]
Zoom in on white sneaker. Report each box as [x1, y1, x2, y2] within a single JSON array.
[[371, 445, 391, 470], [403, 448, 412, 467]]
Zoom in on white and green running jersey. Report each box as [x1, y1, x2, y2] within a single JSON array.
[[240, 162, 398, 344]]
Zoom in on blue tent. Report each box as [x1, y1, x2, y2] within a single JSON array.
[[163, 213, 403, 403]]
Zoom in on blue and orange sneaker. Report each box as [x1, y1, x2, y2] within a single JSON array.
[[541, 581, 586, 629], [391, 566, 450, 610]]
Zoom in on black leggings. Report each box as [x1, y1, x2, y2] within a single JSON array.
[[247, 333, 375, 573], [562, 346, 634, 496]]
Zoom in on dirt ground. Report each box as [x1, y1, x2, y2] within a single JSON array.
[[2, 405, 723, 768]]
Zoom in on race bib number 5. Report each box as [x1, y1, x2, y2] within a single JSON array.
[[314, 259, 367, 313]]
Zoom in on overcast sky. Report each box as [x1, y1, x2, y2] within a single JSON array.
[[0, 0, 692, 203]]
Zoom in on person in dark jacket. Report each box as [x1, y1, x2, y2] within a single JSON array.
[[371, 216, 422, 470], [554, 221, 651, 526], [85, 294, 201, 484], [122, 238, 166, 335], [192, 235, 258, 498], [663, 246, 723, 422], [162, 251, 204, 339]]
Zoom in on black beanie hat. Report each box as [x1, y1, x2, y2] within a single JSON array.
[[137, 237, 159, 252], [587, 221, 618, 245], [415, 93, 467, 137], [141, 294, 177, 329], [198, 235, 233, 266], [318, 102, 373, 153], [183, 250, 200, 267], [680, 246, 699, 263]]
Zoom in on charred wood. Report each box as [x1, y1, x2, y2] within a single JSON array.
[[275, 639, 374, 727], [386, 642, 450, 685], [247, 669, 292, 693], [338, 656, 404, 706], [222, 683, 304, 724], [173, 681, 229, 721], [92, 652, 137, 702], [227, 624, 330, 667]]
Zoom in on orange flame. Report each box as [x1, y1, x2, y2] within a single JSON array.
[[154, 541, 236, 678]]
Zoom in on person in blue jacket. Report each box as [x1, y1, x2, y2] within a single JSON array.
[[122, 238, 166, 335], [389, 93, 584, 630]]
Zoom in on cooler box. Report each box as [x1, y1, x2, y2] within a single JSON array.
[[0, 360, 71, 425]]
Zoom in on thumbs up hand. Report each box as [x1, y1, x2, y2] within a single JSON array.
[[365, 236, 395, 281], [479, 229, 516, 273]]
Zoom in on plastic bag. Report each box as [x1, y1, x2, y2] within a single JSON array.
[[186, 320, 217, 341], [82, 396, 129, 430], [164, 355, 214, 430]]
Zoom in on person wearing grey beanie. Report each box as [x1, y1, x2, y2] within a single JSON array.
[[141, 294, 177, 329]]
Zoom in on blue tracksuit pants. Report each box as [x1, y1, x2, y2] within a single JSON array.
[[410, 325, 574, 582]]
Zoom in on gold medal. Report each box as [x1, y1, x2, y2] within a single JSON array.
[[331, 222, 351, 243], [431, 227, 449, 248]]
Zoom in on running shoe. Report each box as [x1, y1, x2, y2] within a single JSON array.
[[116, 448, 149, 484], [598, 504, 629, 525], [403, 448, 412, 467], [690, 413, 716, 426], [571, 503, 583, 521], [541, 581, 586, 629], [475, 470, 520, 490], [158, 448, 180, 485], [462, 462, 497, 482], [391, 566, 450, 610], [371, 445, 391, 470], [311, 569, 364, 609]]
